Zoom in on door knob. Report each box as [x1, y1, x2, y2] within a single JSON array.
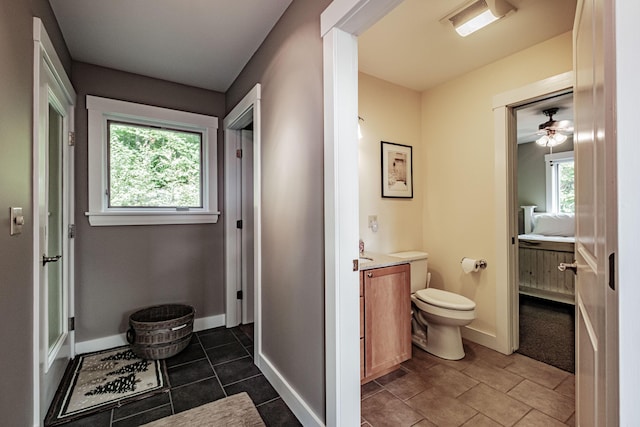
[[558, 261, 578, 274], [42, 255, 62, 265]]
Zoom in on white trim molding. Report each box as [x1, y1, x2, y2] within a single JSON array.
[[32, 17, 77, 426], [224, 84, 262, 331], [85, 95, 220, 226], [257, 352, 324, 427], [320, 1, 404, 425], [492, 71, 573, 354], [76, 314, 225, 355]]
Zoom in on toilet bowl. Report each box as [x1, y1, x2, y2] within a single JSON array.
[[389, 251, 476, 360]]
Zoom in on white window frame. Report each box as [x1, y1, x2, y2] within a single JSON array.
[[86, 95, 220, 226], [545, 150, 574, 213]]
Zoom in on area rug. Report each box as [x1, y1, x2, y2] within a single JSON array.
[[141, 392, 265, 427], [517, 294, 575, 373], [45, 346, 168, 426]]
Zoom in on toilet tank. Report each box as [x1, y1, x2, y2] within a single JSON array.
[[388, 251, 428, 293]]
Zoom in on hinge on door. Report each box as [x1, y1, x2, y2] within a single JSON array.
[[68, 131, 75, 146], [68, 224, 76, 239], [237, 290, 243, 300], [68, 317, 75, 331], [236, 220, 243, 229], [236, 149, 243, 158]]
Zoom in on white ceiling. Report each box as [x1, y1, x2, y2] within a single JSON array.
[[49, 0, 576, 138], [358, 0, 576, 144], [49, 0, 293, 92], [358, 0, 577, 92]]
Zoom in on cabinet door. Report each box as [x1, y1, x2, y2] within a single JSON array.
[[364, 264, 411, 377]]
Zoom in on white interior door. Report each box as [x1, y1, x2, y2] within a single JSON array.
[[241, 130, 255, 324], [573, 0, 617, 425], [33, 19, 76, 423]]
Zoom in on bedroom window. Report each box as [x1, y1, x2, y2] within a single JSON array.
[[545, 151, 574, 214], [86, 95, 219, 226]]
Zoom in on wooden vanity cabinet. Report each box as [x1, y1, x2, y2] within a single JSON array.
[[360, 263, 411, 383]]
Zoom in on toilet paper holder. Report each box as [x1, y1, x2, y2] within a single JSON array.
[[460, 258, 488, 270]]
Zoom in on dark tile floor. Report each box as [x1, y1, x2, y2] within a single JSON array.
[[57, 324, 301, 426]]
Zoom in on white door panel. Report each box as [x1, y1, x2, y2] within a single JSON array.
[[573, 0, 617, 425], [33, 19, 76, 424]]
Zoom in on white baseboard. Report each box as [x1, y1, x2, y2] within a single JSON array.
[[76, 333, 128, 355], [461, 325, 507, 354], [257, 352, 324, 427], [75, 314, 226, 354], [193, 314, 226, 332]]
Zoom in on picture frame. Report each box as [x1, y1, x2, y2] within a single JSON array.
[[381, 141, 413, 198]]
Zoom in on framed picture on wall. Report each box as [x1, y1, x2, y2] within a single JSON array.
[[381, 141, 413, 198]]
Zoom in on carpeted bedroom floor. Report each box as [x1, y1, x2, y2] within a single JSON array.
[[517, 294, 575, 373]]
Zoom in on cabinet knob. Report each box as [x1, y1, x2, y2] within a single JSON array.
[[367, 272, 373, 278]]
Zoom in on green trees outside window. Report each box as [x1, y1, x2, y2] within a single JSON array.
[[108, 122, 202, 208], [557, 160, 574, 213]]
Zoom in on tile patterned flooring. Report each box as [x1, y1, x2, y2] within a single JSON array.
[[361, 340, 575, 427], [56, 328, 574, 427], [57, 324, 301, 426]]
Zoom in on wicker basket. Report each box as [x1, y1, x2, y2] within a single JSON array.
[[126, 304, 195, 360]]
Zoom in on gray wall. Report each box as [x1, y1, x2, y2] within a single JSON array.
[[226, 0, 330, 420], [71, 62, 226, 341], [517, 138, 574, 212], [0, 0, 70, 423]]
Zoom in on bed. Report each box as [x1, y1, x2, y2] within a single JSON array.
[[518, 212, 575, 305]]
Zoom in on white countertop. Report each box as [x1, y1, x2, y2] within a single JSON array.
[[359, 252, 409, 270]]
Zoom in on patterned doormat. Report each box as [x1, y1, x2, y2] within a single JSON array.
[[45, 346, 168, 426]]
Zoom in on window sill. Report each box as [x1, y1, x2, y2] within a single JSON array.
[[85, 211, 221, 226]]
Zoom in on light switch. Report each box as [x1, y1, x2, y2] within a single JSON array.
[[10, 207, 24, 236]]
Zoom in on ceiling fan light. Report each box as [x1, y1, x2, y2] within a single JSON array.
[[536, 135, 550, 146], [554, 133, 568, 144]]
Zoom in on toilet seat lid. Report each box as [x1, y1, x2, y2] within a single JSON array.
[[415, 288, 476, 310]]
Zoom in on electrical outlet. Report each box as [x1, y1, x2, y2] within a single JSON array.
[[368, 215, 379, 232]]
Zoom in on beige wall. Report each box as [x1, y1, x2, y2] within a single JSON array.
[[420, 31, 573, 336], [358, 72, 423, 254], [358, 31, 573, 339]]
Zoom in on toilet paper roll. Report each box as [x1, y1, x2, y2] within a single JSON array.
[[461, 257, 479, 274]]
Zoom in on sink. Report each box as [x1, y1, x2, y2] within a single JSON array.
[[359, 256, 374, 262]]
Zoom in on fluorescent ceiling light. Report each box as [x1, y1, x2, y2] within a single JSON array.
[[455, 9, 499, 36], [444, 0, 516, 37]]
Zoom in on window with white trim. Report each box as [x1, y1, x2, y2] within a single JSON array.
[[86, 95, 219, 226], [545, 150, 574, 214]]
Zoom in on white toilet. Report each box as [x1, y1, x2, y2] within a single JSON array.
[[390, 251, 476, 360]]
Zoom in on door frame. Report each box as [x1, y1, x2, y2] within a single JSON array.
[[492, 71, 573, 353], [321, 1, 403, 425], [32, 17, 76, 425], [223, 84, 262, 351]]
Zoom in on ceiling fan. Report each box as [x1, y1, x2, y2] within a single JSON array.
[[535, 107, 573, 149]]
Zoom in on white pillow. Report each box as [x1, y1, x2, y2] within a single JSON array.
[[532, 213, 575, 237]]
